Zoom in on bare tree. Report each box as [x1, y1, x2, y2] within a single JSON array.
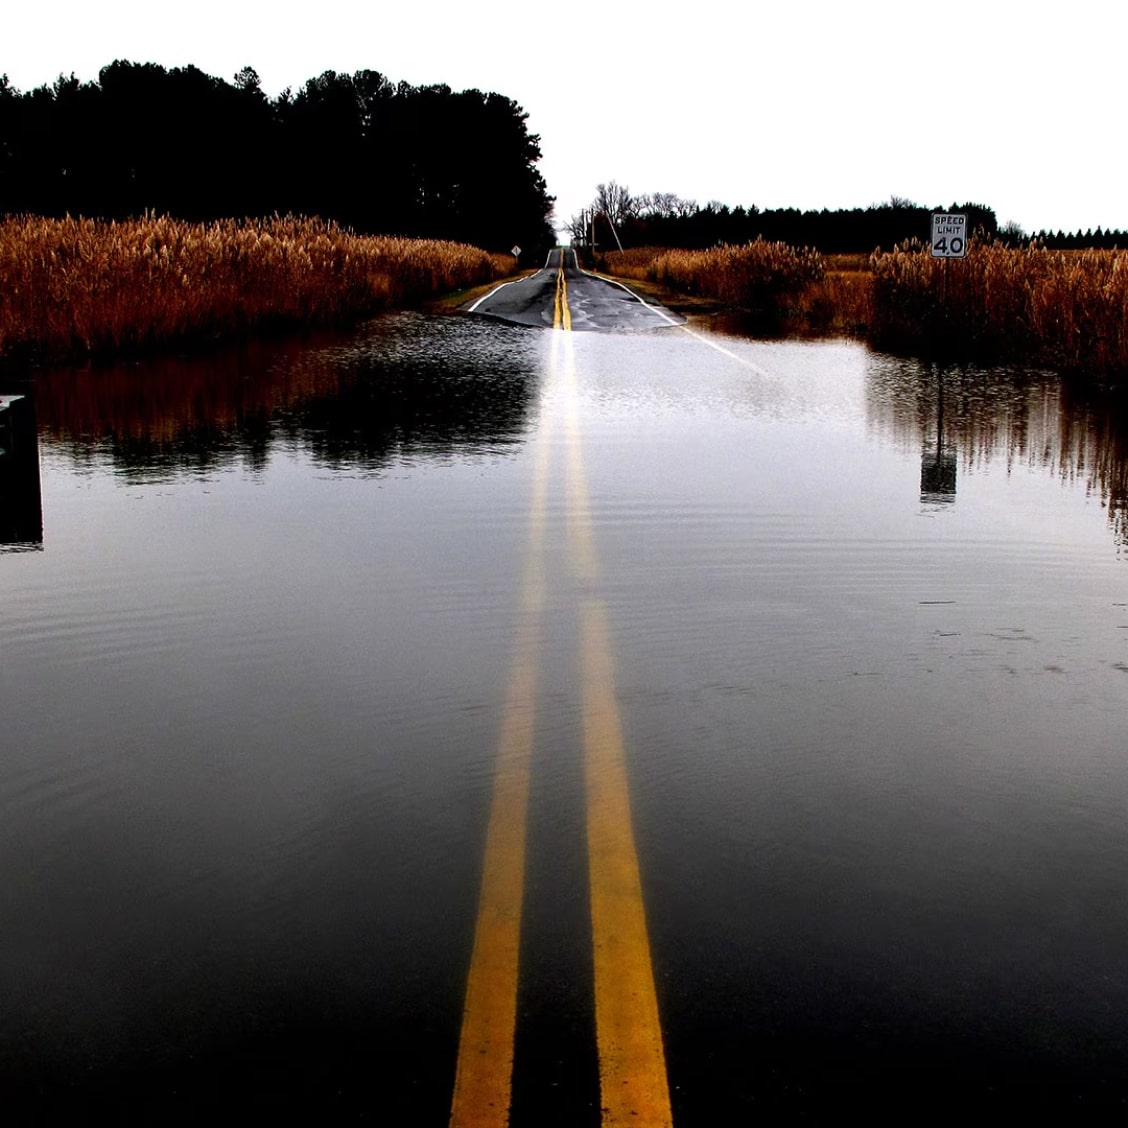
[[595, 181, 636, 227], [566, 209, 588, 244], [638, 191, 697, 219], [573, 181, 697, 250], [999, 218, 1026, 244], [568, 182, 633, 249]]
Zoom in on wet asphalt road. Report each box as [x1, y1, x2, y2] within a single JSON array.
[[466, 249, 683, 332]]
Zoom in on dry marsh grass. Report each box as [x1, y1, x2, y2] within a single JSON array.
[[605, 240, 1127, 379], [0, 215, 506, 360], [870, 242, 1128, 376], [794, 254, 874, 334], [605, 241, 824, 319], [598, 246, 663, 282]]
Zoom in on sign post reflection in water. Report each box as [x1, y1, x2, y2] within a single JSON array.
[[921, 365, 957, 503], [450, 324, 672, 1126]]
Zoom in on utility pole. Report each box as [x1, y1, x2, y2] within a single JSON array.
[[605, 213, 624, 253]]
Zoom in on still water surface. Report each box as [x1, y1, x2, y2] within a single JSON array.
[[2, 313, 1127, 1120]]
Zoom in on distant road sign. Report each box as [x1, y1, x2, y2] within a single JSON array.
[[931, 213, 967, 258], [511, 245, 522, 258]]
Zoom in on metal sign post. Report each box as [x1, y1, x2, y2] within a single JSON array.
[[931, 212, 967, 324]]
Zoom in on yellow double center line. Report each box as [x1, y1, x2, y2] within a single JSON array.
[[450, 300, 671, 1126], [553, 260, 573, 331]]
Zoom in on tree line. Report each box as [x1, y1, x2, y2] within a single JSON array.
[[0, 62, 556, 255], [1032, 228, 1128, 251], [571, 183, 1127, 254]]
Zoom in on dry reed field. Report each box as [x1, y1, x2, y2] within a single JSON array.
[[598, 246, 663, 283], [604, 241, 824, 319], [869, 242, 1128, 377], [799, 254, 875, 334], [0, 215, 507, 360], [605, 240, 1127, 379]]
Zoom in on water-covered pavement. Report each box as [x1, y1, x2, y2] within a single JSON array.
[[4, 313, 1128, 1121]]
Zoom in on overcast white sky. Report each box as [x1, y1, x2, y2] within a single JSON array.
[[6, 0, 1126, 237]]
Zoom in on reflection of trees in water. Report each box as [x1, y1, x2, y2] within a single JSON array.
[[866, 354, 1128, 545], [33, 314, 538, 481], [277, 314, 538, 471]]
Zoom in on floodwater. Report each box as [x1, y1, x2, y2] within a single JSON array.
[[2, 312, 1127, 1121]]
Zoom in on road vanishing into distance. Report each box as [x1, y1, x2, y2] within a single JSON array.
[[467, 248, 683, 333], [5, 257, 1128, 1123]]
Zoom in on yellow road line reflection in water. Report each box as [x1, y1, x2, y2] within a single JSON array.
[[561, 335, 673, 1127], [451, 319, 670, 1127]]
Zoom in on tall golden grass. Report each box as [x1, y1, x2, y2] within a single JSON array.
[[0, 214, 507, 360], [869, 241, 1128, 376], [605, 240, 1128, 379], [605, 240, 824, 318], [797, 253, 875, 334], [599, 246, 664, 282]]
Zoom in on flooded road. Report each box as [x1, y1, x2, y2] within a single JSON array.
[[3, 313, 1128, 1120]]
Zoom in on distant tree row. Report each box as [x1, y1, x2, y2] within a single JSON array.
[[0, 62, 556, 255], [571, 183, 1126, 254], [1031, 228, 1128, 250]]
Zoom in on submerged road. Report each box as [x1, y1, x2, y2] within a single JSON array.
[[450, 294, 673, 1123], [467, 248, 683, 332], [8, 287, 1128, 1122], [451, 253, 771, 1126]]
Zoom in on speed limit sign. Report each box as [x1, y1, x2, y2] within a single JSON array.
[[931, 213, 967, 258]]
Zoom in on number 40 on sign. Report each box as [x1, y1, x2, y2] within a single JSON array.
[[931, 213, 967, 258]]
